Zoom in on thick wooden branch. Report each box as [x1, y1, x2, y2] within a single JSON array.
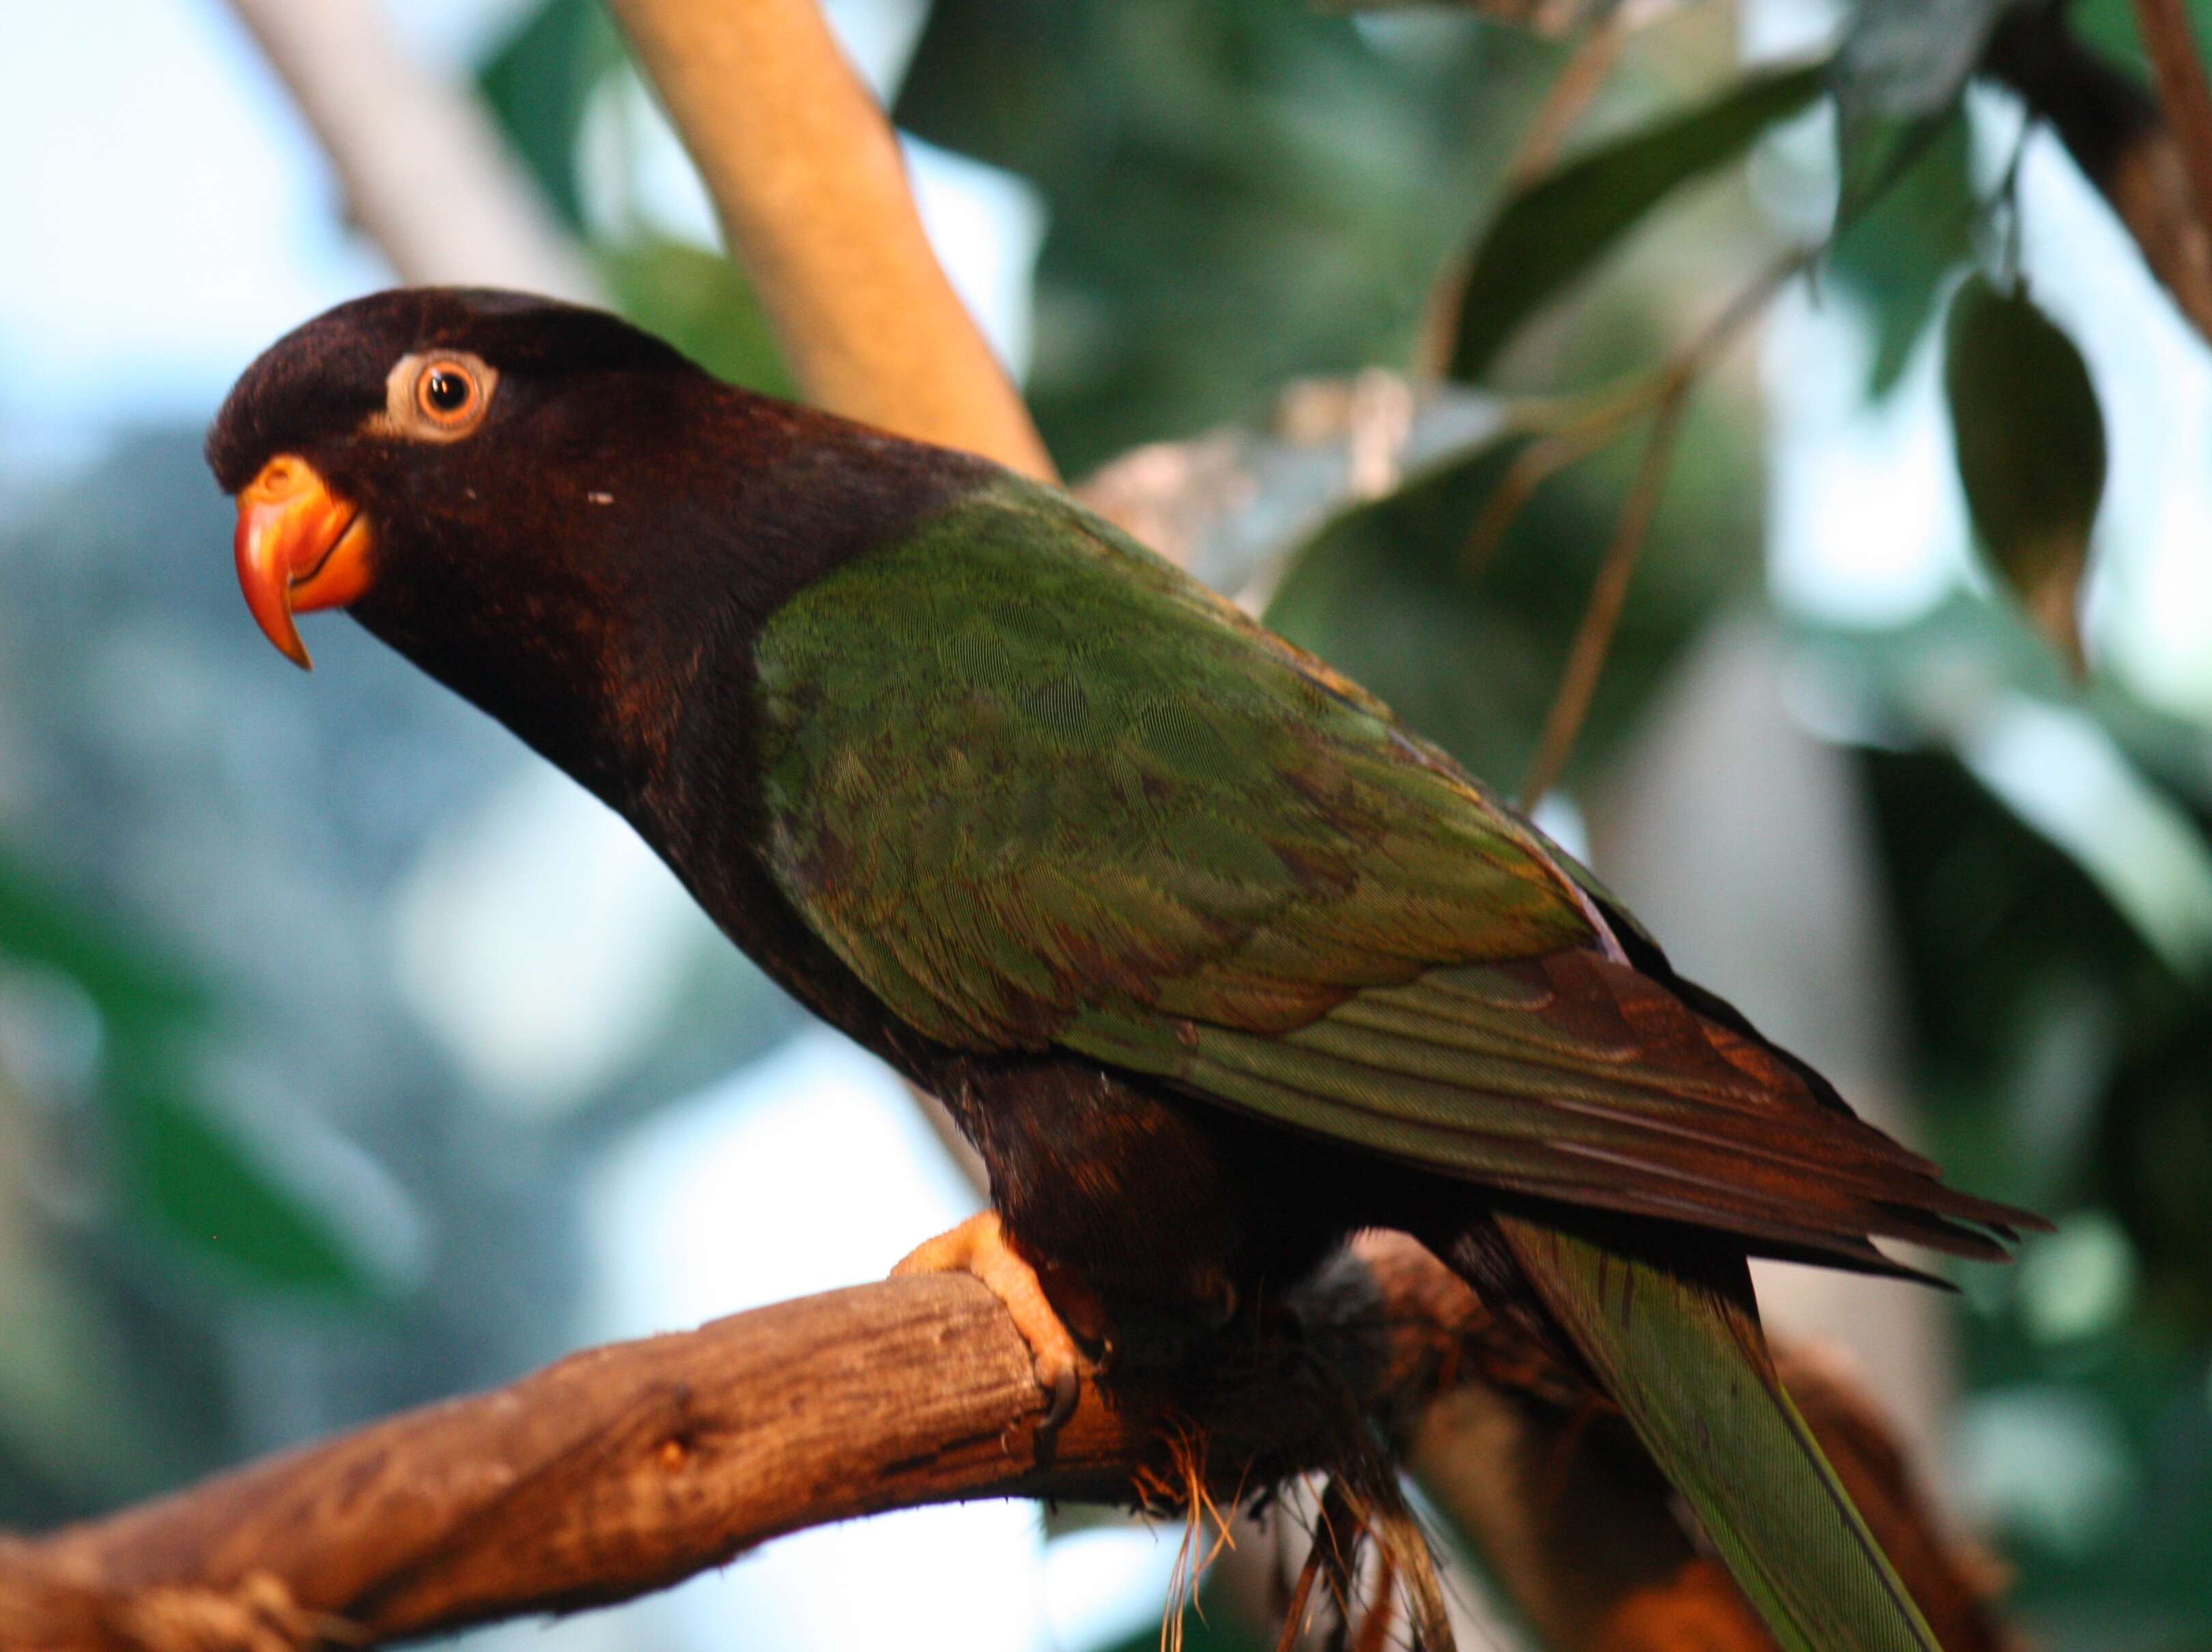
[[0, 1234, 1486, 1652], [0, 1226, 2015, 1652]]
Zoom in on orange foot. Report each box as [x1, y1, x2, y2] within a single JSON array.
[[894, 1212, 1088, 1427]]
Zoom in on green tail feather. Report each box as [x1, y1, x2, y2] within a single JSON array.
[[1493, 1213, 1941, 1652]]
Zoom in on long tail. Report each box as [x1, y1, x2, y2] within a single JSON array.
[[1482, 1212, 1942, 1652]]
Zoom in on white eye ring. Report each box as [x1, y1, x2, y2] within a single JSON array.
[[374, 351, 498, 442]]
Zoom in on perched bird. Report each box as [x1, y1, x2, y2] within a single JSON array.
[[210, 288, 2035, 1652]]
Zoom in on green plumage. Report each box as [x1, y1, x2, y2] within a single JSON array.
[[754, 479, 2004, 1263], [754, 474, 1997, 1649], [756, 482, 1591, 1046], [1501, 1218, 1941, 1652]]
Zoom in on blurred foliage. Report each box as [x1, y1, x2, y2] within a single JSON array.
[[1943, 274, 2107, 670], [0, 851, 372, 1296], [1264, 395, 1761, 792], [5, 0, 2211, 1649], [479, 0, 625, 234], [896, 0, 1552, 468], [1830, 109, 1977, 398], [481, 0, 793, 399], [1447, 59, 1824, 380]]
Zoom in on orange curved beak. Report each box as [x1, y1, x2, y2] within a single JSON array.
[[232, 455, 375, 670]]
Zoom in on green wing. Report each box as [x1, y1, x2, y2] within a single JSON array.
[[753, 479, 2015, 1264]]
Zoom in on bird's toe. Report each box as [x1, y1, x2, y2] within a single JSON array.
[[893, 1211, 1091, 1427]]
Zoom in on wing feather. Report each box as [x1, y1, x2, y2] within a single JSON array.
[[753, 479, 2028, 1265]]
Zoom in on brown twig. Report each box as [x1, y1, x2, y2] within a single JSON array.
[[1518, 384, 1690, 809], [1464, 233, 1814, 588], [1984, 3, 2212, 345], [1483, 94, 1972, 801], [2130, 0, 2212, 242], [1470, 241, 1807, 803], [1462, 401, 1641, 584], [1507, 15, 1629, 188]]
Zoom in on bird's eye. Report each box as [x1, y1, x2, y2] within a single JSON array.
[[375, 350, 497, 442], [415, 360, 481, 425]]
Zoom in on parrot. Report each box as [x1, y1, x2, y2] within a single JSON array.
[[208, 288, 2037, 1652]]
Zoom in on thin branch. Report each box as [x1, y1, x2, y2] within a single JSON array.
[[1479, 96, 1972, 800], [2130, 0, 2212, 244], [1518, 383, 1690, 809], [1463, 234, 1815, 586], [1507, 14, 1628, 189], [603, 0, 1058, 480], [1449, 239, 1807, 803], [224, 0, 597, 300], [1984, 3, 2212, 345]]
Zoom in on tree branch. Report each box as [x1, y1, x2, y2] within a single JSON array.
[[603, 0, 1058, 479], [0, 1225, 2015, 1652], [0, 1235, 1492, 1652], [2129, 0, 2212, 242], [1984, 3, 2212, 346], [223, 0, 597, 300]]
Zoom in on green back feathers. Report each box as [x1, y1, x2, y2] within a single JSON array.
[[754, 481, 1592, 1052], [753, 477, 2017, 1263]]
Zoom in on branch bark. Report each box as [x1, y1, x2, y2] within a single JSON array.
[[2129, 0, 2212, 243], [603, 0, 1058, 479], [0, 1234, 1488, 1652], [224, 0, 597, 300], [0, 1229, 2013, 1652]]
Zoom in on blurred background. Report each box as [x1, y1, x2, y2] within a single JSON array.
[[3, 1, 2211, 1649]]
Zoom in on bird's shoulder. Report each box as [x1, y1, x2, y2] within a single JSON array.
[[748, 476, 1597, 1050]]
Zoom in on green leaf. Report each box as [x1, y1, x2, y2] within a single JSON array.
[[2069, 0, 2212, 79], [0, 849, 382, 1299], [477, 0, 625, 234], [0, 853, 201, 1036], [1446, 61, 1827, 382], [107, 1060, 375, 1298], [599, 238, 795, 398], [1829, 107, 1977, 397], [894, 0, 1521, 470], [1943, 274, 2108, 670]]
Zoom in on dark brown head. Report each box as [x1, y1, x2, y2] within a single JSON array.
[[210, 289, 690, 657], [208, 287, 982, 806]]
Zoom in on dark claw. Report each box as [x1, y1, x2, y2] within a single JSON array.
[[1043, 1365, 1080, 1432]]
